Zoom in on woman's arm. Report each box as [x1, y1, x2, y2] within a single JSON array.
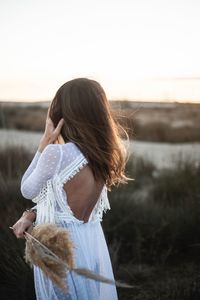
[[13, 108, 65, 239], [21, 151, 42, 186], [21, 107, 64, 199], [21, 144, 61, 199]]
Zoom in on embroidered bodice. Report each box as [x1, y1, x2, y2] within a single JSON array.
[[20, 142, 110, 224]]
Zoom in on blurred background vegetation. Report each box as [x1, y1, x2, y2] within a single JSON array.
[[0, 101, 200, 299], [1, 100, 200, 142]]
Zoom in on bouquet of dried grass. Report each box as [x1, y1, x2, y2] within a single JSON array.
[[23, 223, 133, 291], [25, 223, 74, 290]]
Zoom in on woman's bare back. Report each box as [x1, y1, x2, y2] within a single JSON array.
[[63, 165, 104, 222]]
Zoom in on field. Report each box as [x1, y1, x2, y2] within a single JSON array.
[[112, 101, 200, 143], [0, 100, 200, 299], [1, 146, 200, 299], [1, 100, 200, 143]]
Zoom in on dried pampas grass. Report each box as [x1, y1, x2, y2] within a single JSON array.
[[24, 223, 133, 291], [25, 223, 74, 291]]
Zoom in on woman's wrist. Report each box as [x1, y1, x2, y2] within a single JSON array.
[[22, 209, 36, 222], [38, 136, 50, 153]]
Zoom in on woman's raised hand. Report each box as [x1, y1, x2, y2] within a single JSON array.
[[38, 107, 65, 152]]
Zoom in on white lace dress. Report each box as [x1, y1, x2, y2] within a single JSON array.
[[21, 142, 118, 300]]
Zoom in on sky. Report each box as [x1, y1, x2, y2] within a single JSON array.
[[0, 0, 200, 102]]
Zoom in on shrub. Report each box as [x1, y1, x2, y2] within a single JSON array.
[[1, 146, 200, 299]]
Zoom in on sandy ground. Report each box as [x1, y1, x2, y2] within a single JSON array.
[[0, 129, 200, 169]]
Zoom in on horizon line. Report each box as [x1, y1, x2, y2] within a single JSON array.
[[151, 76, 200, 81], [1, 98, 200, 104]]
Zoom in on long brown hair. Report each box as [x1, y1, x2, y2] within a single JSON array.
[[49, 78, 129, 189]]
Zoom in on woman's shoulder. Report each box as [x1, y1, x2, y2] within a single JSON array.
[[40, 142, 84, 159], [42, 142, 82, 155], [59, 142, 88, 173], [60, 142, 85, 159], [43, 142, 78, 152]]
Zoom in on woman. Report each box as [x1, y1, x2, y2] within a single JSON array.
[[12, 78, 128, 300]]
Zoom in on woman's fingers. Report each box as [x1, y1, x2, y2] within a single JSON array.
[[14, 226, 24, 238], [56, 118, 65, 130], [15, 231, 25, 239], [11, 226, 25, 239], [45, 117, 54, 127], [53, 118, 65, 136], [11, 220, 33, 239], [26, 224, 34, 233], [41, 117, 64, 145], [46, 106, 51, 120]]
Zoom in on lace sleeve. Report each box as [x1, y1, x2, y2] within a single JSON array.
[[21, 151, 42, 186], [20, 144, 61, 200]]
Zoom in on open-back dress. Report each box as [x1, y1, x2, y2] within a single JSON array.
[[20, 142, 118, 300]]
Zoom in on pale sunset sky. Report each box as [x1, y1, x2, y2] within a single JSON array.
[[0, 0, 200, 102]]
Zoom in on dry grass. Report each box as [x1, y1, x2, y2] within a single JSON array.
[[1, 145, 200, 299], [112, 102, 200, 142], [25, 223, 75, 291], [1, 101, 200, 142], [25, 223, 132, 291], [0, 105, 47, 131]]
